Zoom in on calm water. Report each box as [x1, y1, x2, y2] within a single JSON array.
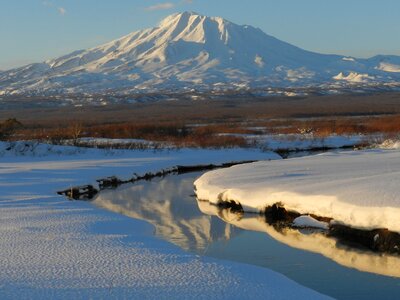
[[93, 172, 400, 300]]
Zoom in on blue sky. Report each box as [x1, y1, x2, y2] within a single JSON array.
[[1, 0, 399, 70]]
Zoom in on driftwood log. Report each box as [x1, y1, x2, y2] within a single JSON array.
[[57, 185, 98, 200]]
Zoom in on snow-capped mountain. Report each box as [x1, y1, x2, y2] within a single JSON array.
[[1, 11, 400, 96]]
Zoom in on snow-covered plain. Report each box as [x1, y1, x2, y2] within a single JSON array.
[[195, 149, 400, 232], [0, 143, 330, 299]]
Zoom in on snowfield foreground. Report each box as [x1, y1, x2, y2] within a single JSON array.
[[0, 143, 329, 299], [195, 149, 400, 232]]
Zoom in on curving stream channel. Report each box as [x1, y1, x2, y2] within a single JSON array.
[[92, 171, 400, 300]]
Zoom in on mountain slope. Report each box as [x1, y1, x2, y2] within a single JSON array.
[[1, 11, 400, 96]]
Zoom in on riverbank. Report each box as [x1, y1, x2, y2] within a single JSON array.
[[0, 144, 330, 299], [195, 149, 400, 233]]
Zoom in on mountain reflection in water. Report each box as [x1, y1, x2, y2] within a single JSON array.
[[199, 200, 400, 279], [93, 172, 239, 252], [93, 172, 400, 278]]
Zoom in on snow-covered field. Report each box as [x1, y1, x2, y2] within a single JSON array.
[[67, 137, 173, 149], [0, 142, 330, 299], [195, 149, 400, 232]]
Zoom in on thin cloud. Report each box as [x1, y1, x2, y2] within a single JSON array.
[[42, 1, 53, 7], [42, 1, 67, 16], [145, 2, 175, 11], [58, 7, 66, 15]]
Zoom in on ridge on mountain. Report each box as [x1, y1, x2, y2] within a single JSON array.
[[0, 11, 399, 96]]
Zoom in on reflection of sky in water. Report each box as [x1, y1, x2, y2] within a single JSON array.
[[93, 172, 400, 300]]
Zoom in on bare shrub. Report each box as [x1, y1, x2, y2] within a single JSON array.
[[0, 118, 22, 140]]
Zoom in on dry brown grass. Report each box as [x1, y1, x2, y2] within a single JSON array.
[[2, 92, 400, 148], [10, 114, 400, 148], [259, 114, 400, 136], [13, 121, 248, 148]]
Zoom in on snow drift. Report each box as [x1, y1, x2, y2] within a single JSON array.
[[195, 149, 400, 232]]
